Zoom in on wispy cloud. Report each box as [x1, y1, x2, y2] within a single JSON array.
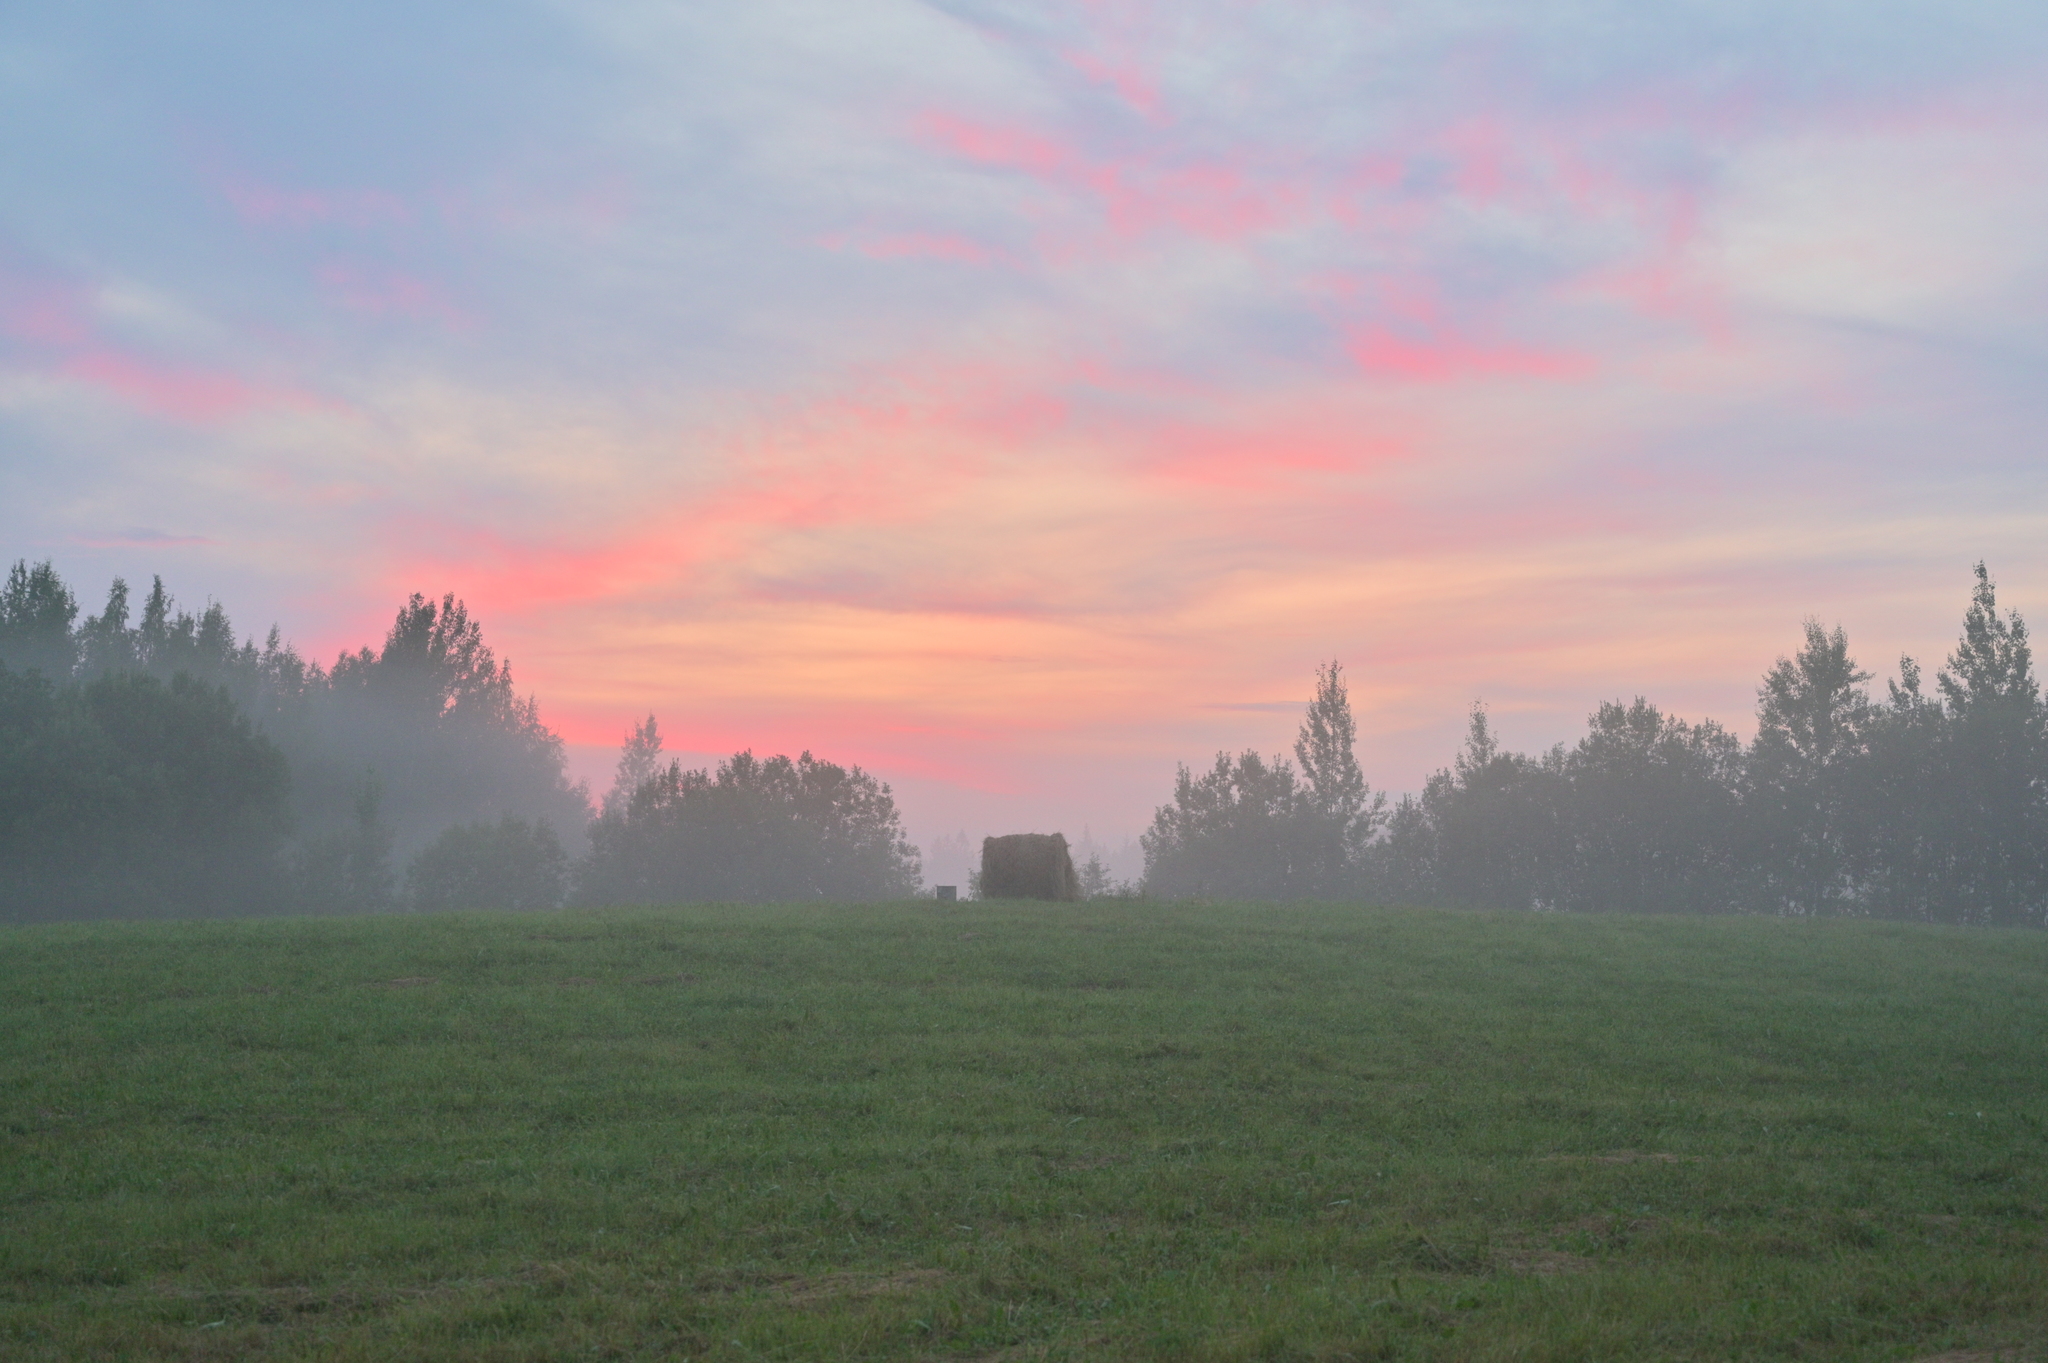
[[4, 0, 2047, 838]]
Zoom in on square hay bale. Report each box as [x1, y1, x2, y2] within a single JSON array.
[[980, 833, 1080, 902]]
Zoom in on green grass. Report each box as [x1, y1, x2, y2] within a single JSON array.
[[2, 901, 2045, 1361]]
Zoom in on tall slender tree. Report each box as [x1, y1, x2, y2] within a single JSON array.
[[0, 560, 78, 678], [1931, 564, 2043, 923], [1292, 660, 1385, 895], [604, 714, 664, 816], [1748, 622, 1872, 914]]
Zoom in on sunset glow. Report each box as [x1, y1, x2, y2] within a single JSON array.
[[5, 0, 2047, 848]]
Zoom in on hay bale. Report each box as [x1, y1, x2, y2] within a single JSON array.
[[980, 833, 1080, 902]]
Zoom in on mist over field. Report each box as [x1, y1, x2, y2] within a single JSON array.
[[8, 0, 2048, 848], [10, 6, 2048, 1358], [4, 555, 2045, 926]]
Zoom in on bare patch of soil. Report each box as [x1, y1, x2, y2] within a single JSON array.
[[967, 1336, 1106, 1362], [1563, 1214, 1662, 1236], [772, 1268, 948, 1307], [1494, 1248, 1595, 1277], [1057, 1155, 1125, 1171]]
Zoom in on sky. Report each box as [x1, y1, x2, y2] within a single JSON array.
[[5, 0, 2048, 857]]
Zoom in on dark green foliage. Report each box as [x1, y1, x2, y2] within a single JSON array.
[[1145, 661, 1386, 900], [1076, 849, 1116, 898], [1411, 707, 1565, 912], [0, 559, 78, 678], [1294, 659, 1388, 891], [1, 563, 591, 917], [72, 573, 585, 866], [1424, 697, 1747, 914], [288, 777, 397, 915], [1149, 567, 2048, 924], [1747, 621, 1872, 914], [579, 749, 921, 904], [0, 664, 290, 921], [407, 815, 567, 912], [601, 713, 663, 816], [1143, 749, 1320, 898], [297, 591, 588, 862]]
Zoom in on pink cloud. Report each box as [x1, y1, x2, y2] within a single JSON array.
[[59, 351, 272, 422], [1347, 328, 1594, 382], [0, 284, 93, 347], [315, 261, 473, 326], [1062, 47, 1164, 120], [1315, 276, 1597, 383], [60, 350, 335, 423], [821, 230, 1009, 266], [917, 111, 1312, 247], [221, 178, 413, 230], [1135, 425, 1407, 489], [1, 266, 332, 423]]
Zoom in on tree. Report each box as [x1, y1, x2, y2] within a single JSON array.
[[290, 776, 396, 915], [0, 563, 605, 918], [1143, 660, 1386, 900], [1293, 660, 1387, 896], [1926, 564, 2043, 923], [1142, 749, 1313, 898], [603, 715, 663, 817], [1845, 566, 2047, 924], [1412, 706, 1566, 911], [1856, 656, 1949, 919], [1747, 622, 1872, 915], [75, 577, 139, 676], [303, 591, 589, 861], [1559, 698, 1744, 914], [1938, 563, 2038, 718], [0, 663, 291, 921], [579, 749, 922, 904], [407, 816, 567, 912], [0, 560, 79, 679], [1371, 793, 1438, 904]]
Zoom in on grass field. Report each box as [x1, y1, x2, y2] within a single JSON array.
[[2, 901, 2045, 1361]]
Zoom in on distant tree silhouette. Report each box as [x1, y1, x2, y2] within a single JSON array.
[[1294, 660, 1387, 896], [579, 749, 921, 904], [0, 560, 79, 679], [0, 663, 290, 921], [1746, 622, 1872, 915], [1, 564, 590, 918], [1144, 565, 2047, 925], [1143, 749, 1315, 899], [289, 776, 396, 915], [408, 815, 567, 912], [603, 714, 663, 817]]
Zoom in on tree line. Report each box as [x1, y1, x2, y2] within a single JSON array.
[[1144, 564, 2045, 926], [0, 561, 919, 920], [7, 556, 2042, 924]]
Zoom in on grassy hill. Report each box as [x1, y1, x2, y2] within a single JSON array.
[[2, 901, 2044, 1361]]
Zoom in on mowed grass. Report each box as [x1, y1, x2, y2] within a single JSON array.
[[1, 903, 2045, 1362]]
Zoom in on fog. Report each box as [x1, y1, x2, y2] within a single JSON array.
[[4, 557, 2046, 927]]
